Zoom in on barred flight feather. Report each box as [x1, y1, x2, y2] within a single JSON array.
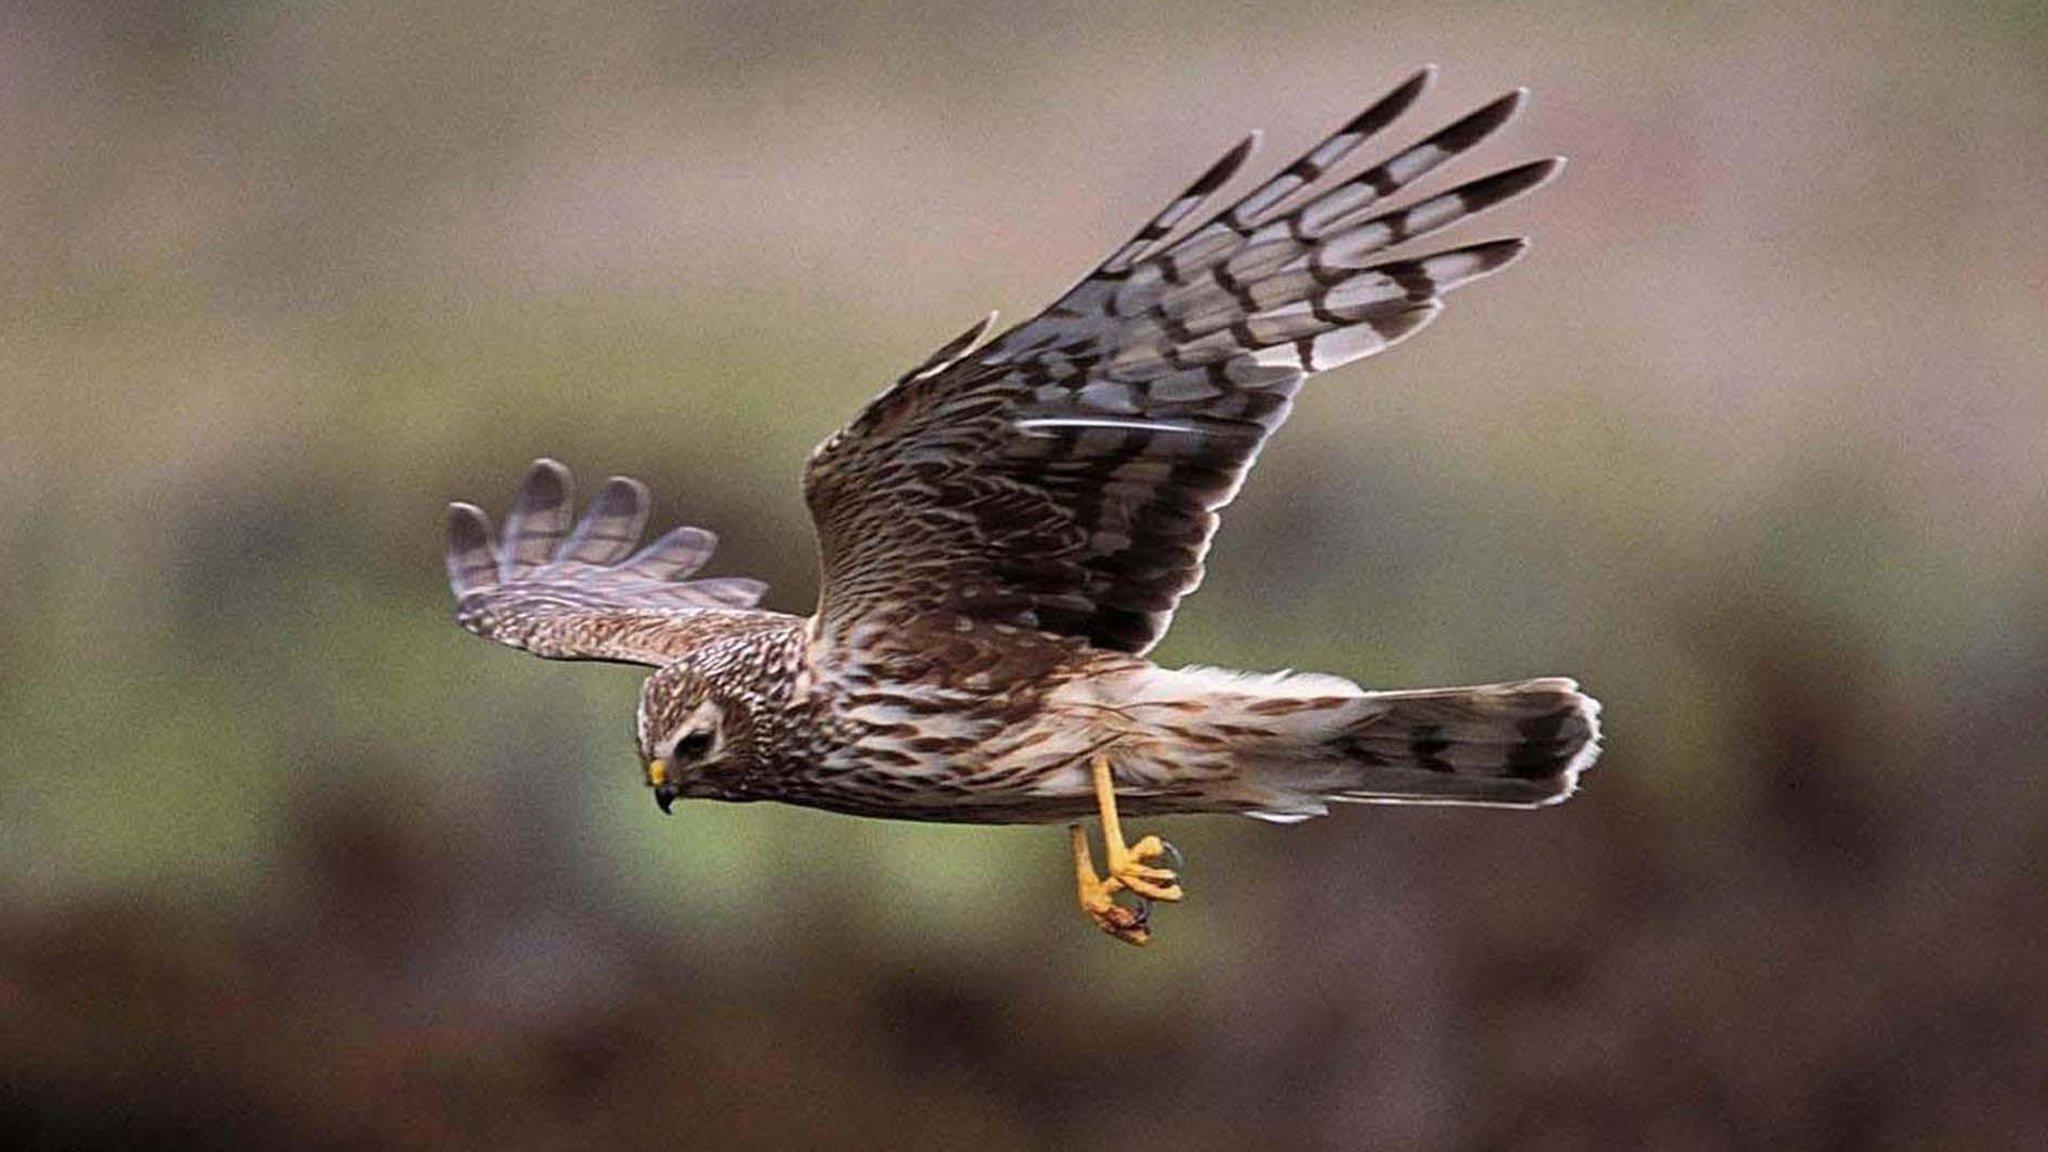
[[446, 459, 776, 666], [806, 68, 1561, 656]]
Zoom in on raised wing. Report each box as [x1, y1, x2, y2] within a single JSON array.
[[446, 459, 771, 666], [805, 67, 1560, 654]]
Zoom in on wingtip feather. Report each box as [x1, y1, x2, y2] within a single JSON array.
[[1444, 88, 1528, 149], [1360, 65, 1436, 129], [522, 457, 570, 489], [559, 475, 653, 565], [444, 502, 498, 597], [501, 458, 575, 580]]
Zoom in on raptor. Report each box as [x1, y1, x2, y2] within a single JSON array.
[[445, 67, 1601, 945]]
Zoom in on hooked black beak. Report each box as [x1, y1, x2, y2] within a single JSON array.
[[648, 760, 679, 815]]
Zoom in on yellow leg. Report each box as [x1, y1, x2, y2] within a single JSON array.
[[1071, 824, 1149, 945], [1070, 753, 1183, 946]]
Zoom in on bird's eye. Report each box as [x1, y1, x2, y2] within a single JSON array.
[[674, 730, 715, 761]]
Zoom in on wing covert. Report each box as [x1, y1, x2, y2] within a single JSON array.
[[805, 68, 1562, 654], [447, 459, 772, 667]]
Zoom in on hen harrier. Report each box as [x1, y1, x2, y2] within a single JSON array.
[[446, 67, 1601, 945]]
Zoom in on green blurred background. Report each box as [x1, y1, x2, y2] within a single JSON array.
[[5, 1, 2047, 1148]]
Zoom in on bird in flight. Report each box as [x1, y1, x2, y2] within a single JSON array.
[[445, 67, 1601, 945]]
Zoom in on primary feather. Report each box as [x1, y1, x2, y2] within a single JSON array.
[[447, 459, 775, 666], [804, 67, 1563, 656]]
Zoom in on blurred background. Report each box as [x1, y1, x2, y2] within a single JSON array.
[[5, 1, 2046, 1148]]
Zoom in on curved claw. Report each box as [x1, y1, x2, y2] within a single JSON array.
[[1070, 761, 1189, 946], [1115, 835, 1184, 902], [1106, 889, 1154, 945], [1158, 838, 1184, 872], [1093, 892, 1152, 946], [1127, 891, 1152, 929]]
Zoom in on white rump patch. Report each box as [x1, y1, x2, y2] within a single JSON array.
[[1138, 663, 1366, 702], [1244, 808, 1326, 825]]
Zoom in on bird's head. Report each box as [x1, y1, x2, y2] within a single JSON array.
[[635, 663, 747, 812]]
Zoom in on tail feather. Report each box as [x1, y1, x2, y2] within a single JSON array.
[[1228, 677, 1601, 822]]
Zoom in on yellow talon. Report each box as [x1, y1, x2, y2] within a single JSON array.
[[1069, 753, 1184, 946], [1072, 823, 1150, 945]]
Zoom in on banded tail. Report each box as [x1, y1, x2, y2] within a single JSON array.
[[1122, 668, 1601, 821], [1307, 677, 1602, 811]]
